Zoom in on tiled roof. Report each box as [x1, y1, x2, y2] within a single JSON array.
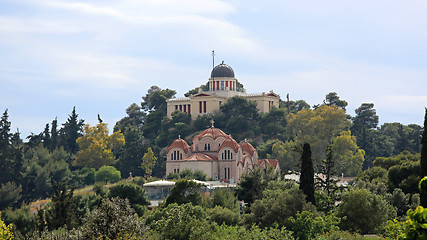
[[257, 159, 279, 168], [193, 127, 228, 141], [166, 138, 190, 154], [218, 137, 240, 153], [240, 141, 256, 156], [183, 153, 218, 161]]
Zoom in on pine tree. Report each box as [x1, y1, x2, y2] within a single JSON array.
[[50, 118, 58, 151], [60, 107, 84, 154], [420, 108, 427, 207], [45, 184, 77, 230], [300, 143, 315, 205], [316, 146, 339, 211]]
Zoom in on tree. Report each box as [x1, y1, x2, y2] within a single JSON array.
[[316, 146, 340, 212], [330, 131, 365, 176], [337, 188, 396, 234], [421, 108, 427, 207], [260, 107, 287, 138], [184, 82, 209, 97], [94, 165, 121, 183], [141, 85, 176, 113], [114, 103, 146, 132], [109, 182, 150, 216], [0, 182, 22, 210], [50, 117, 58, 151], [287, 105, 351, 166], [219, 96, 260, 137], [115, 127, 147, 178], [300, 143, 315, 205], [59, 107, 84, 154], [141, 148, 157, 179], [247, 181, 311, 228], [165, 180, 202, 206], [235, 167, 280, 206], [324, 92, 348, 111], [0, 109, 23, 185], [74, 123, 125, 169], [353, 103, 379, 130], [0, 211, 14, 240], [81, 198, 145, 239], [45, 184, 77, 230]]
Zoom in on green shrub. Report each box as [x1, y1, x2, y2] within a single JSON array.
[[94, 165, 121, 183]]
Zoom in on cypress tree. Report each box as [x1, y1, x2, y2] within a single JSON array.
[[420, 108, 427, 207], [300, 143, 315, 205]]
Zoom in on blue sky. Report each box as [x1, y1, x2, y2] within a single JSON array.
[[1, 0, 426, 138]]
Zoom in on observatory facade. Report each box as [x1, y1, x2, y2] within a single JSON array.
[[166, 61, 280, 119]]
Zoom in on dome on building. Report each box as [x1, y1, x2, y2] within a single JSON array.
[[166, 138, 190, 154], [211, 61, 235, 78], [194, 127, 228, 141]]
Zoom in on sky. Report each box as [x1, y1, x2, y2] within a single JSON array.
[[1, 0, 426, 138]]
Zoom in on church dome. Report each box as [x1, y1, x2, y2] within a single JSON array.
[[211, 61, 235, 78]]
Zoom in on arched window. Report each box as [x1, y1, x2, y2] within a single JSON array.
[[204, 144, 207, 151], [231, 152, 233, 159], [180, 153, 182, 160], [208, 144, 210, 151], [222, 152, 224, 160], [171, 153, 173, 160]]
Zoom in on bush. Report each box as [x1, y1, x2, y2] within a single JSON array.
[[207, 206, 240, 226], [337, 188, 397, 234], [80, 198, 145, 239], [94, 165, 121, 183], [109, 182, 150, 216], [165, 180, 202, 206]]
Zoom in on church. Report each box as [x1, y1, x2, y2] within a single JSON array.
[[165, 124, 280, 183], [166, 61, 280, 119]]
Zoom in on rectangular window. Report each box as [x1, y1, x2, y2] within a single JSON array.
[[224, 168, 227, 179], [221, 81, 224, 90], [203, 101, 207, 113], [179, 105, 182, 111], [217, 81, 219, 90], [175, 105, 178, 110], [183, 105, 187, 113], [219, 101, 222, 105], [226, 81, 228, 88], [228, 168, 230, 179], [188, 104, 191, 114], [199, 101, 202, 113]]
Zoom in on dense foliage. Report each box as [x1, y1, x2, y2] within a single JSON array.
[[0, 87, 425, 239]]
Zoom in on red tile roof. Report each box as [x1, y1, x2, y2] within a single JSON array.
[[218, 137, 240, 153], [193, 127, 228, 141], [240, 141, 256, 156], [257, 159, 279, 168], [166, 138, 190, 154]]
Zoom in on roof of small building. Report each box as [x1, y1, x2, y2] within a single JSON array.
[[257, 159, 279, 169], [166, 138, 190, 154], [240, 141, 256, 156], [211, 62, 235, 78], [183, 152, 218, 161]]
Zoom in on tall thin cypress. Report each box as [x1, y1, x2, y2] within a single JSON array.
[[420, 108, 427, 207], [300, 142, 315, 205]]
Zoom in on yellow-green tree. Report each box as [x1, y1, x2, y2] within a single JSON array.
[[0, 211, 14, 240], [331, 131, 365, 176], [286, 105, 351, 166], [74, 123, 125, 169], [141, 148, 157, 178], [267, 140, 300, 171]]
